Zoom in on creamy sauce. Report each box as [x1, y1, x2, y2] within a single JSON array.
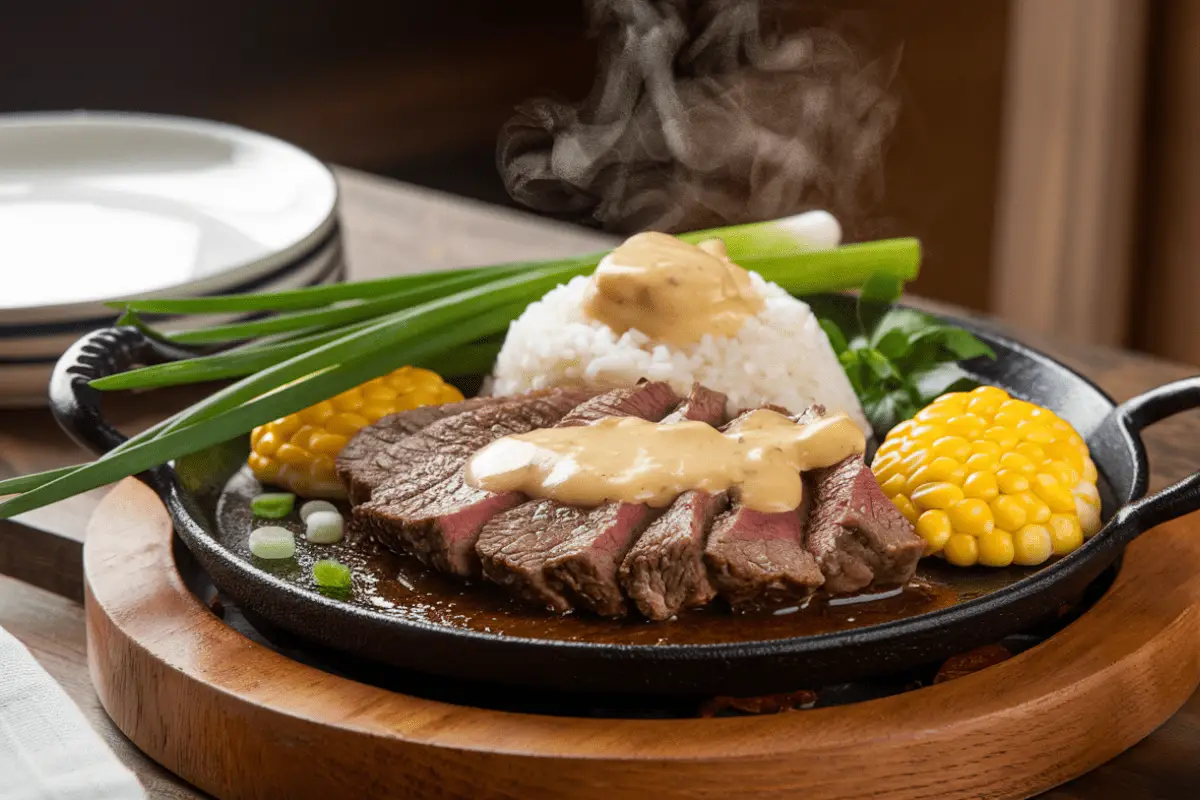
[[582, 232, 764, 345], [464, 409, 865, 513]]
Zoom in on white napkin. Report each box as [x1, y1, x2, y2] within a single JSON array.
[[0, 626, 145, 800]]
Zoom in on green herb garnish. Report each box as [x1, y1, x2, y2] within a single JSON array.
[[251, 492, 296, 519], [312, 559, 352, 590], [821, 282, 996, 435]]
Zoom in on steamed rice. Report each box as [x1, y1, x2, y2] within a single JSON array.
[[491, 271, 870, 435]]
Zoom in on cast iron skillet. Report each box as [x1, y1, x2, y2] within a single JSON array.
[[51, 298, 1200, 695]]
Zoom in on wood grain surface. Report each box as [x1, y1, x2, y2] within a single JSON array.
[[0, 169, 1198, 797], [85, 477, 1200, 800]]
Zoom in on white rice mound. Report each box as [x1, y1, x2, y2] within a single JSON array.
[[491, 271, 871, 435]]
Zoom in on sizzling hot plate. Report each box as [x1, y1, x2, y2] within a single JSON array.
[[51, 296, 1200, 695]]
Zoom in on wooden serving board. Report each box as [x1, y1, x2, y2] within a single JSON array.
[[84, 478, 1200, 800]]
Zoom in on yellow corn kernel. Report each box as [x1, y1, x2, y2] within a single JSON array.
[[984, 426, 1020, 451], [1046, 460, 1079, 489], [1032, 473, 1077, 513], [906, 457, 967, 493], [872, 451, 902, 479], [1046, 440, 1085, 474], [1014, 442, 1046, 464], [911, 482, 965, 511], [978, 529, 1016, 568], [966, 452, 999, 473], [931, 436, 972, 462], [996, 469, 1030, 494], [874, 385, 1099, 569], [1083, 457, 1098, 483], [1049, 514, 1084, 556], [962, 470, 999, 500], [970, 439, 1003, 457], [247, 365, 464, 499], [948, 498, 995, 536], [1011, 491, 1051, 524], [308, 432, 349, 457], [990, 495, 1028, 531], [1017, 421, 1056, 444], [945, 414, 987, 439], [879, 473, 908, 496], [890, 494, 920, 524], [916, 510, 953, 555], [944, 533, 979, 567], [1013, 524, 1054, 566], [999, 452, 1036, 475], [966, 394, 1004, 420]]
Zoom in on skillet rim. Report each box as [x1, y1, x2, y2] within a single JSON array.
[[143, 303, 1148, 661]]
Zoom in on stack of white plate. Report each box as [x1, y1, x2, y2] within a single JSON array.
[[0, 112, 342, 407]]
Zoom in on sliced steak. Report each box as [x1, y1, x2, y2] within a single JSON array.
[[611, 384, 730, 619], [621, 489, 730, 620], [805, 455, 924, 594], [704, 502, 824, 610], [542, 384, 724, 617], [337, 395, 496, 504], [476, 382, 681, 611], [350, 389, 594, 575]]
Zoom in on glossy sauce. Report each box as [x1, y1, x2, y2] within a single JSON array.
[[582, 232, 764, 345], [464, 409, 866, 513], [219, 467, 961, 645]]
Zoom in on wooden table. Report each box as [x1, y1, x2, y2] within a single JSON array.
[[1, 168, 1197, 798]]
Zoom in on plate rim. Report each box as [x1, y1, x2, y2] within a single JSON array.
[[0, 110, 339, 322]]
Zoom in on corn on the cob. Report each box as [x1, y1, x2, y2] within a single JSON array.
[[872, 385, 1101, 568], [248, 367, 463, 498]]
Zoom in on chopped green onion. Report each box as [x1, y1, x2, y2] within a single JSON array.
[[0, 216, 925, 520], [251, 492, 295, 519], [299, 500, 339, 523], [312, 559, 352, 590], [305, 510, 344, 544], [249, 526, 296, 559]]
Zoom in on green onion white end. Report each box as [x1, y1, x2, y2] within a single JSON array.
[[249, 526, 296, 559], [300, 499, 339, 523], [305, 510, 344, 544], [680, 210, 842, 260]]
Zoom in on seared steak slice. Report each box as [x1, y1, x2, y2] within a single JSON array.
[[337, 395, 495, 504], [805, 455, 924, 594], [540, 384, 721, 617], [556, 380, 680, 426], [350, 389, 593, 575], [476, 500, 587, 612], [621, 490, 729, 620], [610, 384, 730, 619], [704, 503, 824, 610], [476, 382, 680, 610]]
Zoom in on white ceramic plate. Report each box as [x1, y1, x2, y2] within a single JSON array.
[[0, 242, 345, 408], [0, 233, 344, 361], [0, 111, 339, 325]]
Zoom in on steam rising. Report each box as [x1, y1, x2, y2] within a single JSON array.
[[498, 0, 900, 233]]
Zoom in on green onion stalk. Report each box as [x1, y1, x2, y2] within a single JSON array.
[[0, 214, 921, 519]]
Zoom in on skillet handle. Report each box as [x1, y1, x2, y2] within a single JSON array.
[[49, 326, 198, 490], [1112, 377, 1200, 532]]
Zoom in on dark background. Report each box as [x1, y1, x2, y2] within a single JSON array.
[[0, 0, 1008, 312]]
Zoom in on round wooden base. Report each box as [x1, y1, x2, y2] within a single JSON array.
[[85, 478, 1200, 800]]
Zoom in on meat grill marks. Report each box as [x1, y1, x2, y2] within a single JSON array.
[[700, 406, 829, 611], [545, 384, 729, 617], [337, 395, 495, 504], [349, 389, 594, 576], [475, 381, 682, 612], [341, 383, 923, 618], [620, 490, 728, 620], [613, 384, 730, 620], [805, 455, 925, 594]]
